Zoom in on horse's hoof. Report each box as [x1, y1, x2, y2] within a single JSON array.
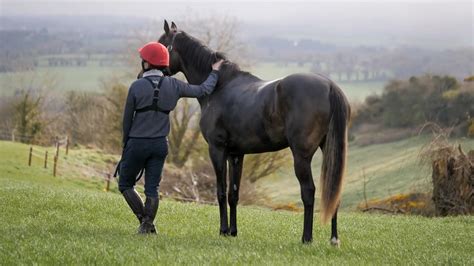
[[301, 237, 313, 244], [229, 230, 238, 237], [330, 237, 340, 248], [219, 229, 229, 236]]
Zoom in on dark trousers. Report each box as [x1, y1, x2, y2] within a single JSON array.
[[118, 137, 168, 198]]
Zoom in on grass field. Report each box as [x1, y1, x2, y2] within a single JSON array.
[[257, 135, 474, 210], [0, 141, 473, 264], [0, 61, 384, 101]]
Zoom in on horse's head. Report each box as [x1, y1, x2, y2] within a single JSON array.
[[158, 20, 182, 76], [156, 20, 232, 85]]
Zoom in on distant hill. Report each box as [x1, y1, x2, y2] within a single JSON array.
[[257, 135, 474, 210]]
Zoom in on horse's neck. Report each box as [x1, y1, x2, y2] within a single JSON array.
[[182, 65, 209, 85], [180, 63, 211, 107]]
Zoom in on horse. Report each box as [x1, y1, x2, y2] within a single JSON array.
[[156, 20, 350, 245]]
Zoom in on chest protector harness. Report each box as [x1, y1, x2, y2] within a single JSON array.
[[135, 76, 170, 115]]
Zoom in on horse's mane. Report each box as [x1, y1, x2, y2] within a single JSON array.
[[175, 31, 257, 83]]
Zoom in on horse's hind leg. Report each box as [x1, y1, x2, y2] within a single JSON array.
[[228, 154, 243, 236], [330, 205, 341, 247], [287, 117, 326, 243], [292, 151, 316, 243], [320, 140, 341, 247], [209, 145, 229, 235]]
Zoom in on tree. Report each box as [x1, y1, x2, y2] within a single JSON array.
[[353, 74, 474, 137], [167, 99, 201, 167], [102, 80, 128, 152], [243, 151, 289, 183], [4, 71, 57, 144], [64, 91, 106, 147], [13, 89, 43, 143]]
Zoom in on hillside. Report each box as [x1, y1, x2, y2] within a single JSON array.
[[0, 140, 473, 264], [257, 135, 474, 209]]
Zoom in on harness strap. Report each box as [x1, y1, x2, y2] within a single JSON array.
[[135, 76, 170, 114], [113, 160, 145, 182]]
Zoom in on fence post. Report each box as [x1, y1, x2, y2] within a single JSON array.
[[28, 147, 33, 166], [105, 173, 111, 192], [44, 151, 48, 168], [53, 155, 58, 177], [11, 130, 15, 142], [65, 136, 69, 156], [55, 141, 60, 158]]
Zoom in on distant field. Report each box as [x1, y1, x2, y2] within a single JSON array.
[[1, 60, 384, 101], [0, 55, 133, 95], [251, 62, 384, 101], [0, 62, 132, 95], [256, 136, 474, 210]]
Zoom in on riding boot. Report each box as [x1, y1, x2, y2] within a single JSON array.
[[138, 197, 159, 234], [122, 189, 144, 224]]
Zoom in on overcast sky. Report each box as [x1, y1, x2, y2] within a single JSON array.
[[1, 0, 472, 48]]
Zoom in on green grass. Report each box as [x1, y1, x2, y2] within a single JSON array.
[[1, 140, 473, 264], [257, 136, 474, 210], [0, 141, 120, 193]]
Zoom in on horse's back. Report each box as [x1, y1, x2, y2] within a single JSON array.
[[276, 73, 333, 116], [279, 73, 332, 100]]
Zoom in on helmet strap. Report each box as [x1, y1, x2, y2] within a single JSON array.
[[141, 60, 150, 72]]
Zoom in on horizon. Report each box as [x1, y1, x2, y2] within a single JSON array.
[[1, 1, 472, 49]]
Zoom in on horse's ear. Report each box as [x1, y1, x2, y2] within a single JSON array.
[[164, 20, 170, 35], [171, 21, 178, 31]]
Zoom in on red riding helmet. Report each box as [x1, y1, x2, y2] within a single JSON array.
[[138, 42, 169, 67]]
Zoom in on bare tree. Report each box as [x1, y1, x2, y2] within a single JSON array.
[[13, 90, 43, 143], [243, 151, 289, 183], [2, 71, 57, 144], [64, 91, 107, 147], [101, 80, 129, 152], [178, 14, 250, 67], [167, 99, 201, 167]]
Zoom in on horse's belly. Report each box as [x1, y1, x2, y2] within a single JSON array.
[[230, 142, 289, 154], [226, 128, 288, 154]]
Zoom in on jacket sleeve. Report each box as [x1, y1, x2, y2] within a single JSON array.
[[174, 70, 219, 98], [122, 85, 135, 147]]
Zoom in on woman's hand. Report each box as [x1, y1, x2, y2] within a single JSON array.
[[212, 59, 225, 71]]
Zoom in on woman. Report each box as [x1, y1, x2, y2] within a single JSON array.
[[119, 42, 223, 234]]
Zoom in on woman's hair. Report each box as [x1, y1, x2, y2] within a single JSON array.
[[141, 59, 164, 69], [148, 64, 167, 71]]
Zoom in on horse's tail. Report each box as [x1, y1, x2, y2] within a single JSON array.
[[320, 83, 350, 224]]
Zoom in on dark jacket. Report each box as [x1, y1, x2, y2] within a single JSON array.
[[122, 69, 219, 145]]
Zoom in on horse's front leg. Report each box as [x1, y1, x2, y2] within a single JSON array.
[[209, 145, 229, 235], [228, 154, 244, 236]]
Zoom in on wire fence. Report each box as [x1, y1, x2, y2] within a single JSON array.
[[0, 131, 34, 142], [20, 138, 217, 205], [0, 129, 66, 147]]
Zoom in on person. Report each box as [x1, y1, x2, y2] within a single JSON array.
[[119, 42, 224, 234]]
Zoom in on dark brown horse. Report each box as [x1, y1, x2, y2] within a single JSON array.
[[158, 21, 350, 245]]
